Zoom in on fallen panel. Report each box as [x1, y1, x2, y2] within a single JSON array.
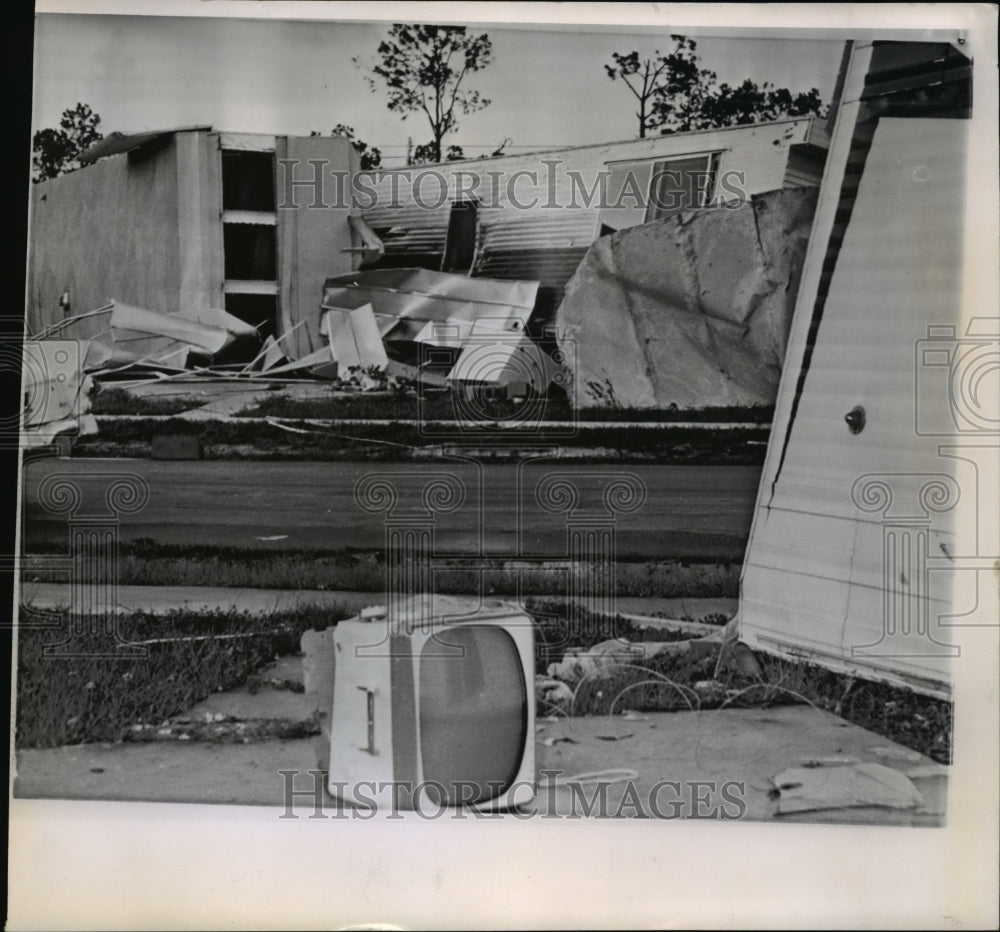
[[22, 340, 97, 447], [555, 187, 817, 409], [321, 268, 539, 346], [447, 331, 563, 394], [320, 303, 388, 373], [177, 305, 259, 339], [739, 116, 969, 699], [773, 763, 925, 815]]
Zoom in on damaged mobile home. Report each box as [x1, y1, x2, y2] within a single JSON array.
[[355, 117, 829, 404], [27, 116, 830, 406], [358, 116, 829, 320]]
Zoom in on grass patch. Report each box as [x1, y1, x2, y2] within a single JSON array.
[[76, 415, 770, 464], [16, 598, 950, 764], [22, 541, 741, 596], [15, 602, 350, 748], [236, 391, 773, 425], [91, 387, 204, 417]]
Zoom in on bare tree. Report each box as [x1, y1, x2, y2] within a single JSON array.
[[355, 24, 493, 164], [606, 36, 824, 137]]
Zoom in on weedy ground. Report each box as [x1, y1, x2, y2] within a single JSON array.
[[528, 599, 952, 764], [16, 600, 951, 765]]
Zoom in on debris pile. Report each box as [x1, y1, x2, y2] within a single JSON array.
[[23, 268, 568, 446], [321, 268, 565, 394]]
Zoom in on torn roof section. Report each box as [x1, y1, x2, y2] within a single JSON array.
[[79, 125, 213, 163], [320, 269, 555, 391], [322, 268, 538, 344]]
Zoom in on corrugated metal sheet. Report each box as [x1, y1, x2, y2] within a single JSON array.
[[362, 203, 451, 262], [473, 209, 600, 295], [321, 268, 538, 343], [477, 208, 600, 251], [359, 118, 823, 298], [739, 107, 970, 699]]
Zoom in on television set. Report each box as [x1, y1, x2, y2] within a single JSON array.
[[325, 595, 536, 813]]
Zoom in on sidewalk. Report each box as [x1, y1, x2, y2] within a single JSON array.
[[19, 582, 737, 621]]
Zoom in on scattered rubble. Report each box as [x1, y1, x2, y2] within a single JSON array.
[[124, 713, 320, 744]]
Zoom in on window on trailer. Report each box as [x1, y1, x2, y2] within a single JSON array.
[[600, 152, 718, 230], [645, 154, 718, 221]]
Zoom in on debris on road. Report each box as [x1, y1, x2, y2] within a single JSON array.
[[124, 713, 320, 744], [772, 761, 926, 815]]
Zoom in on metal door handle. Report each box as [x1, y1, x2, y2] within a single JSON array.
[[357, 686, 379, 755]]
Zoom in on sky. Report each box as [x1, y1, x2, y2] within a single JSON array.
[[31, 12, 850, 166]]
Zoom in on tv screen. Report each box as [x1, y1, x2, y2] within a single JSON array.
[[417, 625, 528, 804]]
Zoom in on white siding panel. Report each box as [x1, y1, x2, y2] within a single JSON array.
[[362, 118, 814, 222], [740, 115, 969, 698]]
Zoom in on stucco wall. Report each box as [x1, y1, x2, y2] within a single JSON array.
[[276, 134, 357, 358], [26, 138, 184, 337]]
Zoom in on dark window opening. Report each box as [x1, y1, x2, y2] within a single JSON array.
[[221, 150, 276, 211], [645, 154, 717, 221], [441, 200, 479, 273], [223, 225, 277, 280], [225, 294, 276, 343]]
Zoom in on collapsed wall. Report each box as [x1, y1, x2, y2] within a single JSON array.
[[555, 187, 817, 409]]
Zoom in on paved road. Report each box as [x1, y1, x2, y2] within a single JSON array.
[[22, 458, 761, 559]]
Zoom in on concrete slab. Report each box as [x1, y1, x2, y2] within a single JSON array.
[[15, 703, 945, 824], [176, 390, 275, 419], [532, 707, 945, 825], [14, 740, 318, 808], [183, 685, 314, 722]]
